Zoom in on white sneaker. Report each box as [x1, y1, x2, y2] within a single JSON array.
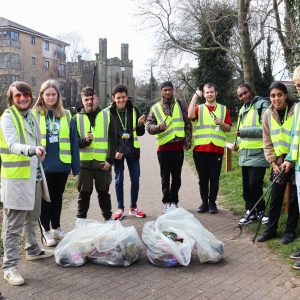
[[170, 203, 178, 209], [42, 230, 56, 247], [163, 203, 171, 213], [26, 249, 53, 261], [75, 217, 87, 228], [4, 267, 25, 286], [51, 227, 64, 240]]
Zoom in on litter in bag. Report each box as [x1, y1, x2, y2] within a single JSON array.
[[142, 207, 224, 267], [54, 220, 142, 267]]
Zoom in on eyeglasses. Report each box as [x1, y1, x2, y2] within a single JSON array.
[[13, 92, 31, 100], [294, 84, 300, 88]]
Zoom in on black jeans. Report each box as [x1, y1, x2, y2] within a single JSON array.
[[40, 172, 69, 231], [193, 152, 223, 204], [77, 168, 112, 220], [242, 166, 266, 213], [157, 150, 184, 204], [267, 178, 299, 234]]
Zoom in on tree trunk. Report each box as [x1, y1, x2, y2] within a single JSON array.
[[238, 0, 255, 91]]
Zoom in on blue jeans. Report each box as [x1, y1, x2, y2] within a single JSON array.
[[114, 156, 140, 209]]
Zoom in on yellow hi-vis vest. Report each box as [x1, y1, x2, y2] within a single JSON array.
[[266, 109, 293, 156], [76, 109, 110, 161], [151, 100, 185, 146], [0, 106, 30, 178], [32, 110, 71, 163], [132, 108, 140, 149], [291, 103, 300, 163], [193, 104, 226, 147], [238, 105, 263, 149]]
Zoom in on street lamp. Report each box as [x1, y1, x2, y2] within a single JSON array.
[[120, 66, 125, 84]]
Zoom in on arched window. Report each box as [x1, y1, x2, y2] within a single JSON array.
[[115, 73, 120, 85]]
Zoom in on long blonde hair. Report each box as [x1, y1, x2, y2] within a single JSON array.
[[33, 79, 65, 117]]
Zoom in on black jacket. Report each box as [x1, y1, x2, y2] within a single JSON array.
[[109, 100, 145, 159]]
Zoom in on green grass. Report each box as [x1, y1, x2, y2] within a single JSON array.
[[186, 120, 300, 273]]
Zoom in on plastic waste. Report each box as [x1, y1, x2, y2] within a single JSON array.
[[54, 220, 142, 267]]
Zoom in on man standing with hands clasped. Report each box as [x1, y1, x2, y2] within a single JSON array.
[[188, 82, 231, 214], [146, 81, 192, 213], [1, 81, 53, 286], [109, 85, 146, 220], [74, 87, 117, 226]]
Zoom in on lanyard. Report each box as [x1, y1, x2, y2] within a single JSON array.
[[205, 104, 217, 119], [116, 108, 127, 131]]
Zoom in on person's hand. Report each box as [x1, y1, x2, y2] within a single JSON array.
[[115, 152, 123, 160], [281, 161, 292, 173], [86, 131, 93, 142], [195, 88, 202, 98], [102, 161, 111, 171], [138, 115, 146, 125], [35, 146, 46, 160], [271, 162, 280, 174], [236, 130, 240, 137], [214, 117, 221, 125], [159, 123, 167, 131], [232, 144, 239, 152]]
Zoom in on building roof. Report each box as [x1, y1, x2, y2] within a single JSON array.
[[0, 17, 69, 46]]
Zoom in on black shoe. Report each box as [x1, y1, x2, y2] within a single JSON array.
[[290, 249, 300, 260], [209, 202, 218, 214], [281, 232, 296, 245], [197, 203, 208, 213], [257, 231, 277, 242], [238, 210, 257, 225]]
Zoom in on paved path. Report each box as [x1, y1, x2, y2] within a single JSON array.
[[1, 134, 300, 299]]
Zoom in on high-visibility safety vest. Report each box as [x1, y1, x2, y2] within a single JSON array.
[[266, 109, 293, 156], [132, 108, 140, 149], [291, 103, 300, 163], [32, 109, 71, 163], [193, 104, 226, 147], [0, 106, 31, 178], [238, 105, 263, 149], [151, 99, 185, 146], [76, 109, 110, 161]]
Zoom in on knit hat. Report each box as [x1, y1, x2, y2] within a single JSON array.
[[160, 81, 173, 90]]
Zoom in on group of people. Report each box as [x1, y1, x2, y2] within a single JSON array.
[[2, 65, 300, 285]]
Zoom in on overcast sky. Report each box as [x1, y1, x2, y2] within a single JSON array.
[[1, 0, 196, 81]]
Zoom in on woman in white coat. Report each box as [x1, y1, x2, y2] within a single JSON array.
[[1, 81, 52, 286]]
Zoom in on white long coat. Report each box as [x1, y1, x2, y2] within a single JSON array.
[[0, 108, 50, 210]]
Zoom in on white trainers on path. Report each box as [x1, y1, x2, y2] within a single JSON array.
[[4, 267, 25, 286]]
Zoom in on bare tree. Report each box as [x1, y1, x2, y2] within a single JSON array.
[[56, 31, 92, 62], [135, 0, 275, 90], [272, 0, 300, 73]]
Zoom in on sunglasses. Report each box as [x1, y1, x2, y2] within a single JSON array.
[[13, 92, 31, 100], [294, 84, 300, 88]]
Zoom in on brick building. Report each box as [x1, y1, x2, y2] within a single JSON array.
[[0, 17, 68, 110]]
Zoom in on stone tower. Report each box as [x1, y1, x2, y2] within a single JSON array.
[[95, 38, 135, 107], [98, 38, 108, 107]]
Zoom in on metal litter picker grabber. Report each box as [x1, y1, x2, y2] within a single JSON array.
[[237, 168, 286, 243]]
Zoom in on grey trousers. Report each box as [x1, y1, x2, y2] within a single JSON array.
[[2, 181, 43, 270]]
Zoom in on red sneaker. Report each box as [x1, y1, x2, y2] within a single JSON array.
[[113, 209, 125, 220], [129, 208, 146, 218]]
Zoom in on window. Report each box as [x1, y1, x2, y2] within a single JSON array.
[[44, 60, 49, 68], [10, 31, 19, 41], [31, 77, 36, 86], [11, 75, 20, 82], [31, 36, 35, 45], [31, 57, 36, 65], [45, 42, 49, 50], [58, 64, 65, 77]]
